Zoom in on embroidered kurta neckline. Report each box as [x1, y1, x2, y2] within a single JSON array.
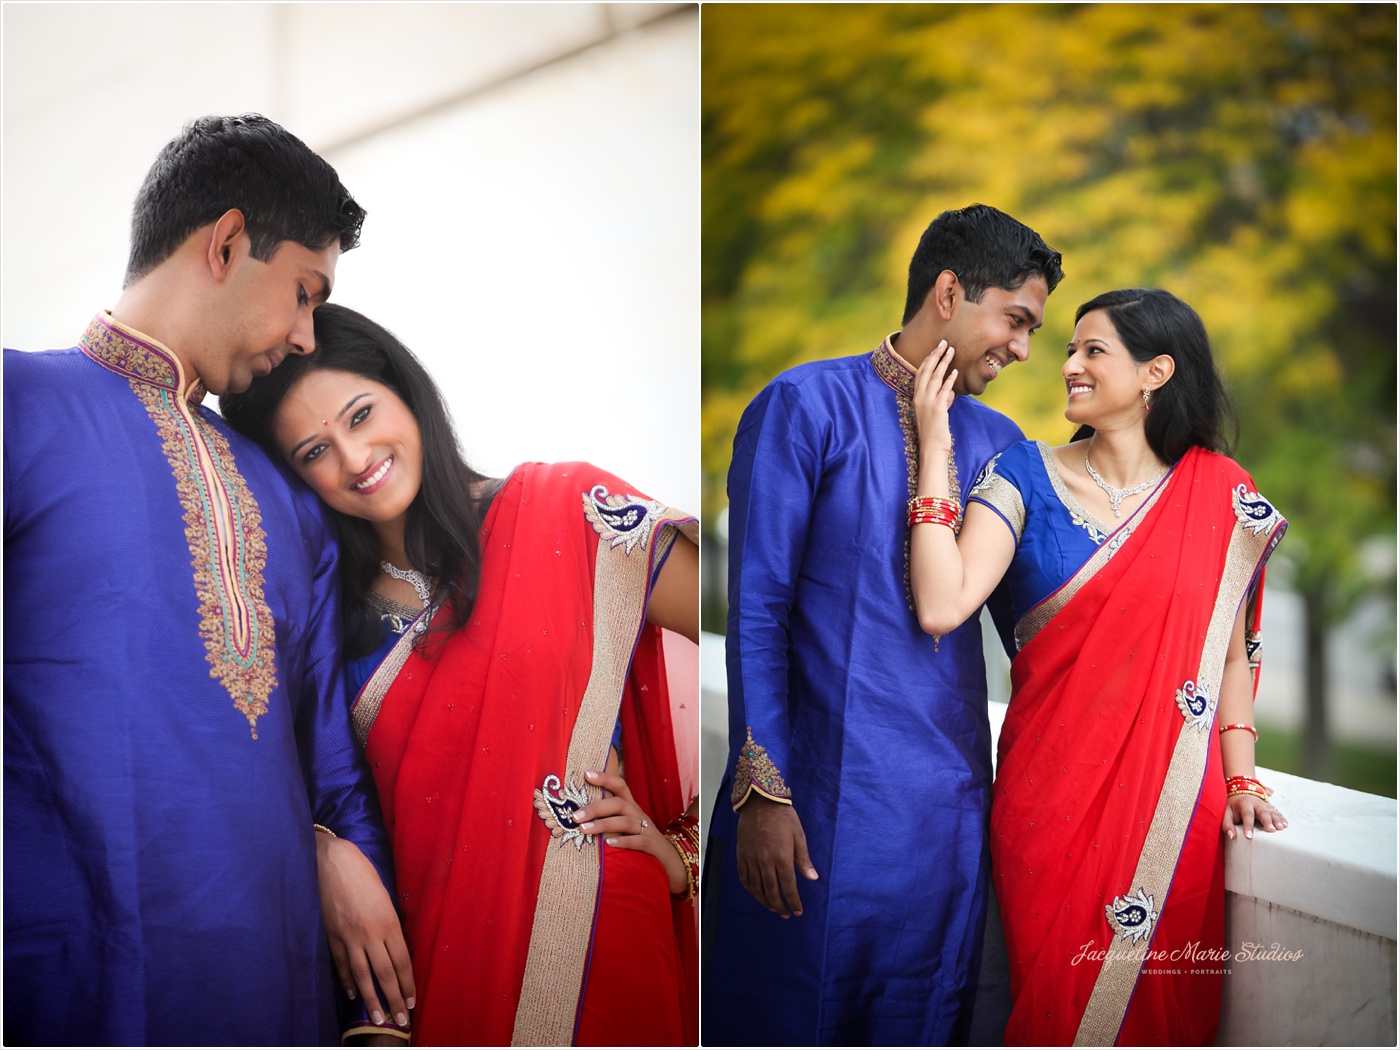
[[871, 334, 918, 397], [79, 310, 276, 738], [79, 312, 207, 405], [868, 334, 963, 610]]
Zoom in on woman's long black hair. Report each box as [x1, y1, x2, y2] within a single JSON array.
[[220, 303, 491, 658], [1070, 288, 1238, 464]]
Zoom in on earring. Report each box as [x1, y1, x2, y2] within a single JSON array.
[[1142, 387, 1151, 413]]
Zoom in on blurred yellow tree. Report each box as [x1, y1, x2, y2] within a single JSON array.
[[702, 3, 1396, 777]]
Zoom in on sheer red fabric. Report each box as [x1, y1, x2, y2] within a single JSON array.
[[360, 463, 697, 1045], [993, 449, 1283, 1046]]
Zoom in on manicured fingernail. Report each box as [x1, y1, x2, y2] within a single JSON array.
[[372, 1010, 385, 1025], [346, 988, 356, 1000], [1245, 830, 1252, 839], [585, 771, 598, 778], [806, 868, 819, 879], [407, 998, 415, 1010], [606, 837, 618, 845], [580, 822, 595, 831], [396, 1012, 408, 1026]]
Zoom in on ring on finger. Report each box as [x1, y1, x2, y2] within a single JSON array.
[[640, 819, 649, 830]]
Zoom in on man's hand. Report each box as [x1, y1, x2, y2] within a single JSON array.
[[735, 795, 818, 918], [316, 833, 416, 1029]]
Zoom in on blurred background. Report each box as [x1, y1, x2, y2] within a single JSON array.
[[2, 2, 698, 514], [701, 3, 1395, 798]]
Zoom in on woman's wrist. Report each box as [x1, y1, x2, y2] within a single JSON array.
[[916, 466, 953, 498], [919, 447, 953, 474], [662, 812, 700, 901]]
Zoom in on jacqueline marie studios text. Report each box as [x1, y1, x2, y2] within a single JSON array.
[[1072, 941, 1305, 965]]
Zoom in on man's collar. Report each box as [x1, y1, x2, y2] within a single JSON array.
[[79, 312, 207, 405], [871, 332, 918, 398]]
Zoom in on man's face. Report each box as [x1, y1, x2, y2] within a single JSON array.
[[944, 274, 1048, 396], [197, 239, 340, 395]]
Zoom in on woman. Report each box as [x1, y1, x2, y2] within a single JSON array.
[[221, 304, 699, 1046], [907, 289, 1287, 1045]]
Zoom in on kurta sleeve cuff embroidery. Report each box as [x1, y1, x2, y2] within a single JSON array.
[[730, 727, 794, 810]]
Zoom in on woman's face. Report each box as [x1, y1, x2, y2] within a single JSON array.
[[1062, 309, 1154, 430], [272, 369, 424, 530]]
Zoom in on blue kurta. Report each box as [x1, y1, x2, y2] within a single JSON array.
[[4, 315, 392, 1046], [703, 338, 1023, 1045]]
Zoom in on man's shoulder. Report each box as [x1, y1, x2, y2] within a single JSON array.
[[955, 394, 1021, 431], [743, 351, 878, 423], [953, 395, 1026, 447], [764, 351, 873, 391], [4, 346, 85, 384], [206, 408, 336, 533]]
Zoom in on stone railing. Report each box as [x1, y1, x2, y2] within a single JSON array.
[[700, 632, 1398, 1047]]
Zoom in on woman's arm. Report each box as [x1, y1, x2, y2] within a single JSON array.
[[576, 770, 693, 895], [1218, 600, 1287, 840], [910, 343, 1017, 636], [647, 533, 698, 644]]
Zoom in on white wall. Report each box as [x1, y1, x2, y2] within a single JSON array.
[[1, 2, 698, 511]]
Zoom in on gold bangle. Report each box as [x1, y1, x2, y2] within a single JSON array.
[[313, 823, 337, 838], [1227, 788, 1269, 802], [663, 815, 700, 902], [1218, 723, 1259, 742]]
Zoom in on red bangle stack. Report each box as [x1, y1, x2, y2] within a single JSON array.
[[1225, 774, 1268, 801], [908, 495, 961, 530], [664, 812, 700, 902]]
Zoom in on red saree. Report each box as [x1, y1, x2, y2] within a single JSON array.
[[351, 462, 699, 1046], [992, 449, 1286, 1046]]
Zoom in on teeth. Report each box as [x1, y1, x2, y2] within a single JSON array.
[[1069, 385, 1092, 396], [986, 355, 1002, 375], [355, 457, 393, 489]]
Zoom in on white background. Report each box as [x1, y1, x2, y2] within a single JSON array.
[[2, 3, 699, 512]]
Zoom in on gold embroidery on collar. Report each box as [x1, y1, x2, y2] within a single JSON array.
[[869, 337, 962, 611], [79, 313, 206, 404], [83, 315, 276, 737]]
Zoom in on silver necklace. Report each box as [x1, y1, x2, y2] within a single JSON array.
[[1084, 456, 1166, 518], [380, 561, 432, 607]]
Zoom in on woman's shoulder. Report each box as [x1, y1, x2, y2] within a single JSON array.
[[513, 461, 693, 543], [514, 461, 660, 505], [1182, 448, 1283, 511], [1184, 447, 1254, 483], [978, 438, 1051, 485]]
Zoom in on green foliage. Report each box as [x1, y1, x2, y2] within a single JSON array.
[[703, 4, 1396, 629], [1256, 725, 1397, 800]]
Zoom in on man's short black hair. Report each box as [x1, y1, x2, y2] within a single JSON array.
[[123, 114, 366, 286], [903, 204, 1064, 324]]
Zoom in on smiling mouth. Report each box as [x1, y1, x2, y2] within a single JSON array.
[[986, 355, 1005, 377], [1067, 383, 1093, 397], [354, 457, 394, 491]]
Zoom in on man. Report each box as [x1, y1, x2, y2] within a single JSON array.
[[702, 204, 1063, 1045], [4, 115, 410, 1045]]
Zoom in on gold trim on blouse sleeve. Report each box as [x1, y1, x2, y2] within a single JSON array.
[[968, 454, 1026, 544]]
